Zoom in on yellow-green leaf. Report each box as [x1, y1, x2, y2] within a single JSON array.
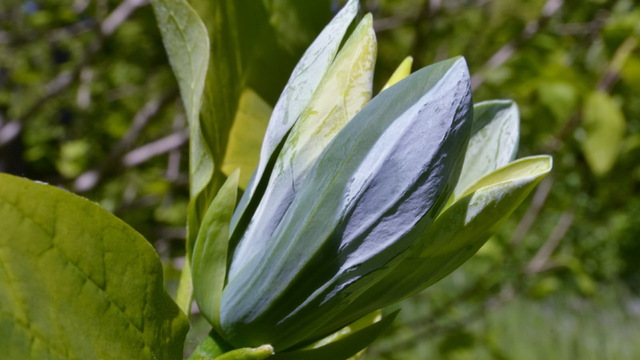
[[222, 90, 272, 189], [0, 174, 189, 359], [381, 56, 413, 91], [581, 90, 626, 175]]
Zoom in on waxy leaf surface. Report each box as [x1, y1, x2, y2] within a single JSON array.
[[228, 14, 377, 279], [230, 0, 359, 239], [333, 156, 553, 323], [221, 57, 472, 349]]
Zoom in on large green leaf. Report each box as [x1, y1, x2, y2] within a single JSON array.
[[221, 57, 472, 350], [228, 13, 377, 279], [0, 174, 189, 359], [581, 90, 626, 175], [453, 100, 519, 199], [192, 170, 239, 331], [229, 0, 360, 239], [329, 156, 553, 324]]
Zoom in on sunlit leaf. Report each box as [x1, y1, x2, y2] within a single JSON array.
[[0, 174, 189, 359], [453, 100, 520, 199], [381, 56, 413, 91]]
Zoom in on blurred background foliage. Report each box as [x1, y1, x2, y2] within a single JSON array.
[[1, 0, 639, 358]]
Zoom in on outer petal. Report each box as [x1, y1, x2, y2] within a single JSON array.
[[229, 0, 359, 238], [453, 100, 519, 199], [326, 155, 553, 327], [228, 14, 377, 280], [221, 57, 473, 350]]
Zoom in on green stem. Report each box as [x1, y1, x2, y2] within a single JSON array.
[[176, 258, 193, 315], [188, 330, 273, 360]]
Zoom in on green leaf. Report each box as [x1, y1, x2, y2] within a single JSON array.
[[192, 170, 239, 331], [151, 0, 211, 313], [581, 90, 626, 175], [188, 330, 273, 360], [188, 330, 231, 360], [330, 156, 553, 323], [228, 13, 377, 279], [151, 0, 210, 200], [381, 56, 413, 91], [269, 311, 398, 360], [214, 345, 274, 360], [221, 57, 472, 349], [453, 100, 520, 199], [222, 90, 272, 189], [230, 0, 360, 238], [0, 174, 189, 359]]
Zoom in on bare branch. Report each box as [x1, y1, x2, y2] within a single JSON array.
[[511, 176, 554, 245], [471, 0, 565, 90], [101, 0, 150, 36], [122, 130, 188, 167], [524, 211, 574, 274]]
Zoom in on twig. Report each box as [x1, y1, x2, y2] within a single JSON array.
[[471, 0, 564, 90], [101, 0, 150, 36], [524, 211, 574, 274], [123, 130, 188, 167], [510, 176, 554, 245], [74, 91, 178, 192]]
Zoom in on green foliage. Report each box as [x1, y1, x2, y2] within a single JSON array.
[[2, 0, 639, 359], [0, 173, 188, 359], [192, 170, 239, 331]]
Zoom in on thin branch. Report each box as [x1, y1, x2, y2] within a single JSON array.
[[471, 0, 564, 90], [101, 0, 150, 36], [74, 91, 179, 192], [524, 211, 574, 274], [510, 176, 554, 245], [122, 130, 189, 167]]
